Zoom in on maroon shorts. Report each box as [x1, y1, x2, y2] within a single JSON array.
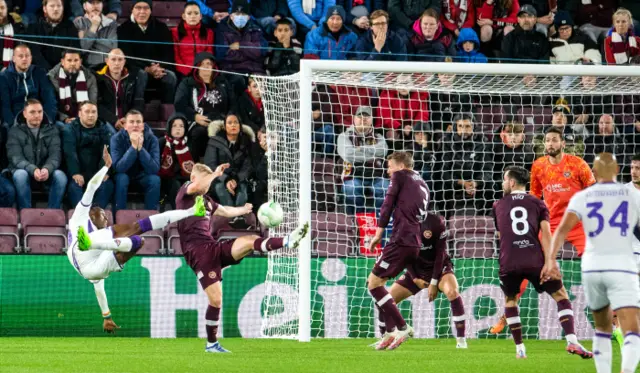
[[500, 267, 563, 298], [371, 243, 420, 279], [184, 239, 243, 289], [395, 256, 455, 295]]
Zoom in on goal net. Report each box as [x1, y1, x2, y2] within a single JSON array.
[[253, 61, 640, 341]]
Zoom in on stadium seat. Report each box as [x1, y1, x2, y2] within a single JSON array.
[[448, 215, 496, 258], [115, 210, 164, 255], [166, 222, 181, 255], [312, 156, 338, 212], [21, 209, 67, 254], [67, 209, 114, 227], [151, 1, 184, 27], [312, 212, 357, 256], [0, 208, 20, 253]]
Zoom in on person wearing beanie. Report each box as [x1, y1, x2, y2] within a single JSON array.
[[74, 0, 118, 69], [171, 2, 214, 78], [157, 113, 195, 209], [549, 10, 601, 65], [304, 5, 357, 60]]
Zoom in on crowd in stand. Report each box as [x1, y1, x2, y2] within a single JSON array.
[[0, 0, 638, 222]]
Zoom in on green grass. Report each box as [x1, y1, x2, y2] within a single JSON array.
[[2, 338, 615, 373]]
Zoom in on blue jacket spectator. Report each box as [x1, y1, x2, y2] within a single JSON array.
[[0, 45, 57, 125], [456, 28, 488, 63], [408, 9, 456, 62], [354, 10, 407, 61], [288, 0, 335, 31], [304, 5, 357, 60]]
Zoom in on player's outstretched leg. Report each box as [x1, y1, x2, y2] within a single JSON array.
[[504, 299, 526, 359], [550, 288, 593, 359], [78, 226, 144, 253], [251, 222, 310, 255]]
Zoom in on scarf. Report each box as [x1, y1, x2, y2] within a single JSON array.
[[245, 88, 263, 113], [442, 0, 469, 29], [303, 0, 316, 15], [1, 23, 14, 68], [159, 135, 194, 178], [58, 68, 89, 117], [610, 32, 639, 64]]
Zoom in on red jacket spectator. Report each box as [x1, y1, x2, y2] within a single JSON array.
[[172, 22, 215, 77], [334, 85, 372, 126], [604, 31, 640, 65], [475, 0, 519, 28], [441, 0, 476, 34], [377, 89, 429, 130]]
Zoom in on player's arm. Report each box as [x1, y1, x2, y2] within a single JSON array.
[[530, 162, 543, 199], [213, 204, 253, 218], [185, 163, 230, 195], [544, 210, 580, 280], [370, 172, 402, 250], [75, 146, 111, 212], [427, 230, 449, 302], [92, 280, 120, 333]]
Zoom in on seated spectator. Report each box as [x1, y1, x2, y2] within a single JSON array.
[[441, 0, 476, 37], [517, 0, 554, 36], [455, 27, 488, 62], [71, 0, 121, 20], [0, 0, 25, 69], [490, 121, 534, 200], [265, 18, 302, 76], [63, 101, 115, 208], [336, 105, 389, 214], [7, 99, 67, 209], [25, 0, 80, 71], [237, 77, 264, 133], [408, 8, 456, 61], [572, 0, 616, 44], [549, 12, 601, 65], [412, 121, 439, 183], [604, 8, 640, 65], [74, 0, 117, 69], [95, 48, 146, 130], [288, 0, 334, 36], [0, 44, 57, 125], [533, 104, 585, 158], [388, 0, 441, 37], [204, 113, 254, 207], [584, 114, 624, 165], [500, 4, 549, 63], [117, 0, 176, 103], [171, 2, 214, 79], [47, 50, 98, 125], [251, 0, 291, 36], [475, 0, 518, 47], [337, 0, 383, 33], [250, 125, 268, 212], [570, 71, 613, 133], [377, 74, 430, 136], [110, 109, 160, 212], [304, 5, 358, 60], [158, 114, 194, 210], [312, 83, 337, 154], [354, 10, 407, 61], [174, 52, 233, 162]]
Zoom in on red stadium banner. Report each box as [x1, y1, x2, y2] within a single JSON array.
[[356, 212, 382, 257]]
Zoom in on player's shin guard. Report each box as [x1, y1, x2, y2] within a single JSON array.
[[593, 331, 612, 373], [370, 287, 406, 331], [505, 306, 523, 346], [621, 332, 640, 373], [205, 305, 220, 343], [450, 296, 466, 338], [557, 299, 578, 344], [253, 237, 284, 253], [92, 236, 143, 252]]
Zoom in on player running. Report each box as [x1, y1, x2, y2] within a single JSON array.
[[377, 212, 467, 349], [368, 152, 429, 351], [490, 126, 595, 334], [175, 163, 309, 353], [67, 146, 207, 333], [547, 153, 640, 373], [493, 165, 592, 359]]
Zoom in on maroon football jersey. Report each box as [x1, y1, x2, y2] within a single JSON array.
[[175, 182, 219, 251]]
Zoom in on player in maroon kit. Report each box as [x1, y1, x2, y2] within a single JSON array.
[[493, 166, 592, 359], [175, 163, 309, 353], [368, 152, 429, 351]]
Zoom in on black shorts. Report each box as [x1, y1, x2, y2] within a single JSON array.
[[372, 243, 420, 279], [500, 267, 563, 298], [185, 239, 243, 289], [395, 256, 454, 295]]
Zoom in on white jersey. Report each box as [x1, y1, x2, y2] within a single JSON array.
[[566, 182, 640, 273], [625, 182, 640, 258]]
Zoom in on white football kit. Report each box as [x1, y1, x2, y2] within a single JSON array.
[[625, 182, 640, 273], [566, 182, 640, 311]]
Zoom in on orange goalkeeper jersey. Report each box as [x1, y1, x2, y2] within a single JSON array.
[[530, 154, 596, 229]]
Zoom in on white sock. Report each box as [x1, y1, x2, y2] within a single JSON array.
[[565, 333, 578, 345], [516, 343, 526, 353], [91, 238, 134, 252], [593, 330, 612, 373], [148, 209, 194, 230], [622, 333, 640, 373]]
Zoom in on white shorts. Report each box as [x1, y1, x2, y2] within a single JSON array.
[[582, 270, 640, 311], [69, 247, 123, 281]]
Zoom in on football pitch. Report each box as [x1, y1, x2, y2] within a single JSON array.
[[2, 338, 611, 373]]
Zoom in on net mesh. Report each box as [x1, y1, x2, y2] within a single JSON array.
[[254, 69, 639, 340]]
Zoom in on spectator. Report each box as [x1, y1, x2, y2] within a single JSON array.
[[518, 0, 555, 35], [7, 99, 67, 209], [533, 104, 585, 158], [237, 77, 264, 133], [110, 109, 160, 212], [604, 8, 640, 65], [187, 0, 229, 25], [336, 105, 389, 214], [288, 0, 335, 37], [334, 73, 371, 127], [474, 0, 518, 46], [0, 0, 25, 70], [47, 50, 98, 125], [584, 114, 624, 165], [25, 0, 80, 71], [0, 121, 16, 207], [0, 44, 57, 125], [429, 60, 473, 132], [250, 125, 268, 212], [490, 121, 534, 200], [117, 0, 176, 104], [337, 0, 383, 31], [441, 0, 476, 37], [412, 121, 439, 184], [501, 4, 549, 63], [312, 83, 338, 154], [570, 70, 613, 133], [251, 0, 291, 36], [71, 0, 120, 20], [63, 101, 115, 208], [95, 48, 146, 130], [265, 18, 302, 76], [174, 51, 233, 162], [171, 2, 214, 79], [455, 27, 488, 62], [354, 10, 407, 61], [408, 8, 457, 61], [74, 0, 118, 69], [304, 5, 358, 60], [204, 113, 255, 207], [158, 113, 194, 210], [377, 74, 430, 136], [549, 11, 601, 64], [570, 0, 617, 44], [388, 0, 441, 35]]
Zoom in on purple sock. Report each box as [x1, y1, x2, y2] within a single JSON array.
[[130, 235, 143, 252], [505, 306, 523, 345], [137, 217, 152, 233], [557, 299, 575, 337], [370, 286, 406, 331], [205, 305, 220, 343], [450, 296, 466, 338], [253, 237, 284, 253]]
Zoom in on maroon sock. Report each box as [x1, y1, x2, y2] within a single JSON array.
[[376, 305, 392, 334], [450, 296, 466, 338], [505, 306, 523, 345], [253, 237, 284, 253], [205, 305, 220, 343], [370, 286, 406, 331], [556, 299, 575, 337]]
